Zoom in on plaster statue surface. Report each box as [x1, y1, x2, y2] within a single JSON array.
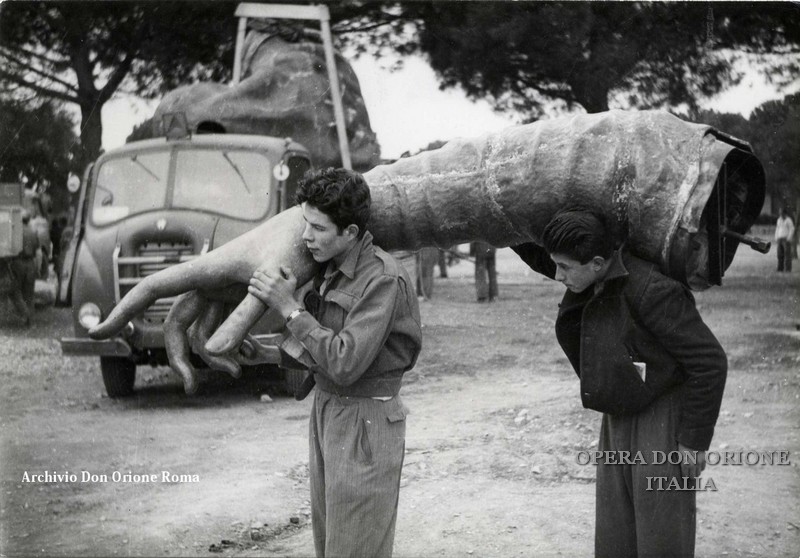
[[140, 24, 381, 171]]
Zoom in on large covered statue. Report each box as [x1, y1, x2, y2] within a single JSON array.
[[137, 21, 381, 171], [91, 110, 765, 392]]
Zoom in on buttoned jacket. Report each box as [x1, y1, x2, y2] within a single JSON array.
[[282, 231, 422, 398], [512, 244, 727, 450]]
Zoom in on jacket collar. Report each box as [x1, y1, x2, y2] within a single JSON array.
[[599, 248, 628, 285], [325, 230, 373, 281]]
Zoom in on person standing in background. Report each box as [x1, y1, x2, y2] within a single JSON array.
[[8, 211, 40, 327], [775, 207, 795, 272], [417, 246, 439, 300], [472, 241, 498, 302]]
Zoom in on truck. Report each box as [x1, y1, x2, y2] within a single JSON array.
[[59, 3, 370, 397]]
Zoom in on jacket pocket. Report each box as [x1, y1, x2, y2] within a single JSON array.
[[580, 354, 657, 415], [385, 397, 408, 423]]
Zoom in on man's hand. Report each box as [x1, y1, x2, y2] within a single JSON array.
[[248, 266, 299, 318], [678, 443, 706, 479]]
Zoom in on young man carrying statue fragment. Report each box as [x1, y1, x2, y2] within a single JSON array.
[[246, 168, 422, 558], [512, 210, 727, 558]]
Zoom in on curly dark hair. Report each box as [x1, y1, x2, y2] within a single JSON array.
[[296, 168, 371, 238], [542, 209, 615, 264]]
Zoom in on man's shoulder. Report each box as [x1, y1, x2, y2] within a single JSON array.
[[621, 252, 659, 276], [367, 246, 416, 288], [373, 246, 402, 277], [620, 252, 686, 300], [351, 243, 405, 283]]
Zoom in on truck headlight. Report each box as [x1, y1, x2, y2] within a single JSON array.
[[78, 303, 102, 329]]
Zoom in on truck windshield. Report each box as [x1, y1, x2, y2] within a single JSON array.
[[92, 152, 170, 226], [172, 149, 273, 220], [91, 147, 274, 226]]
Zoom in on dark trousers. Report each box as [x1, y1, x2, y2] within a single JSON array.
[[309, 390, 407, 558], [777, 239, 793, 272], [8, 258, 36, 322], [437, 249, 448, 278], [417, 248, 438, 299], [596, 388, 696, 558], [475, 253, 497, 301]]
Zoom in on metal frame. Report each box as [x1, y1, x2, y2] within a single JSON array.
[[232, 3, 352, 169], [705, 159, 770, 287]]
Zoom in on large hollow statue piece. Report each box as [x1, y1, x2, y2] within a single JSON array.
[[90, 110, 765, 389], [137, 22, 381, 171]]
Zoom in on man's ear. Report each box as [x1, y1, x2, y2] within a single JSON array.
[[344, 224, 360, 239], [591, 255, 607, 271]]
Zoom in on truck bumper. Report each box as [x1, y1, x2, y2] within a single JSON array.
[[59, 334, 282, 363], [60, 337, 132, 357]]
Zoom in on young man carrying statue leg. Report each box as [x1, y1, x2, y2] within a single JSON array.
[[247, 168, 422, 558], [512, 210, 727, 557]]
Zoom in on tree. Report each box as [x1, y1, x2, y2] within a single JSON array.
[[0, 1, 237, 168], [690, 94, 800, 214], [333, 2, 800, 119], [0, 97, 78, 197], [748, 93, 800, 211], [689, 109, 751, 142]]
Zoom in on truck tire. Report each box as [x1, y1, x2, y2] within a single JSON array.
[[100, 357, 136, 398], [283, 369, 307, 397]]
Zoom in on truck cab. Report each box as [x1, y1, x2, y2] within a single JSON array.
[[60, 129, 311, 396]]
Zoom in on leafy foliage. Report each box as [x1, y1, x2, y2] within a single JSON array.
[[333, 2, 800, 119], [0, 1, 237, 165], [692, 93, 800, 213], [0, 98, 79, 214], [1, 1, 797, 170], [749, 93, 800, 211], [0, 98, 78, 185]]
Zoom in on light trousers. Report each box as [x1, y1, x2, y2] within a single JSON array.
[[309, 389, 407, 558]]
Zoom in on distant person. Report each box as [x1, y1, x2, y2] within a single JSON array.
[[512, 210, 727, 558], [30, 212, 50, 278], [775, 207, 795, 272], [417, 247, 438, 300], [7, 211, 40, 327], [471, 241, 497, 302], [437, 248, 449, 278], [50, 215, 67, 266]]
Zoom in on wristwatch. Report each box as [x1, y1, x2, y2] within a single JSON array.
[[285, 308, 305, 324]]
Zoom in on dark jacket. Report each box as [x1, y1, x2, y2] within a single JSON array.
[[512, 243, 727, 450]]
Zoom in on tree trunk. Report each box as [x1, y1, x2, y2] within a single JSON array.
[[578, 90, 610, 114], [79, 99, 104, 171], [569, 72, 611, 114]]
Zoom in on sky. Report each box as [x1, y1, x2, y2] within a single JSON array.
[[100, 53, 798, 161]]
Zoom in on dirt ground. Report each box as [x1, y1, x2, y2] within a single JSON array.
[[1, 240, 798, 557]]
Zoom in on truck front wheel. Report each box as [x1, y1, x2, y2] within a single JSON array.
[[100, 357, 136, 398]]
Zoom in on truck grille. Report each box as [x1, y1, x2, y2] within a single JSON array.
[[114, 240, 208, 325]]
